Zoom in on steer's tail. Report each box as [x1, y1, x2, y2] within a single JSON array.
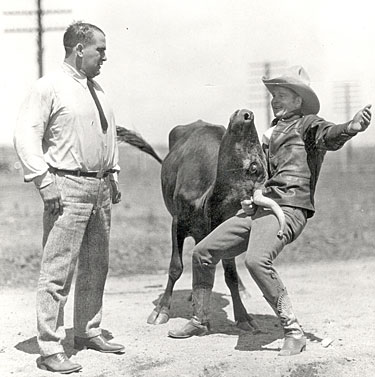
[[116, 125, 163, 164]]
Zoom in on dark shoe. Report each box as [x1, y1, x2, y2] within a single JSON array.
[[74, 335, 125, 354], [37, 352, 82, 374], [278, 336, 306, 356], [168, 317, 209, 339]]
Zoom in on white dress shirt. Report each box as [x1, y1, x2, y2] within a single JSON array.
[[14, 62, 119, 188]]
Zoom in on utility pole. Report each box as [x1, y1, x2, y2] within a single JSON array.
[[37, 0, 43, 78], [263, 62, 271, 127], [3, 0, 71, 78], [333, 81, 361, 166], [248, 61, 287, 128]]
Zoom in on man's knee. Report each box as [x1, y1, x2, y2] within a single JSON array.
[[192, 245, 216, 267], [244, 254, 269, 275]]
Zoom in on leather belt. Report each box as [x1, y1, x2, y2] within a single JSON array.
[[52, 168, 117, 178]]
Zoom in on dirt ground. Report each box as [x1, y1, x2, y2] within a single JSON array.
[[1, 258, 374, 377]]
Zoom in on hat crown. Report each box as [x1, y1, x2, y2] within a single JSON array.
[[283, 65, 310, 85], [265, 65, 311, 86]]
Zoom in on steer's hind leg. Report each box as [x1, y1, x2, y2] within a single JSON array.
[[222, 258, 261, 332], [238, 272, 252, 300], [147, 216, 186, 324]]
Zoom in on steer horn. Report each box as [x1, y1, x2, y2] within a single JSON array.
[[253, 189, 286, 239]]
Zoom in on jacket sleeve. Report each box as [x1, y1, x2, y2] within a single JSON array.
[[302, 115, 355, 151], [13, 78, 54, 188]]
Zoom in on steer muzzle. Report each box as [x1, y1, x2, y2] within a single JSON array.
[[242, 110, 254, 122], [229, 109, 254, 129]]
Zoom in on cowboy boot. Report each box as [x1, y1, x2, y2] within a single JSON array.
[[168, 287, 211, 338], [265, 292, 306, 356], [276, 292, 306, 356], [168, 252, 215, 339]]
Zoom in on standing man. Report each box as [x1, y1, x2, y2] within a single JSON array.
[[168, 66, 371, 356], [14, 22, 124, 373]]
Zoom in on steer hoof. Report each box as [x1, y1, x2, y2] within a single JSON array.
[[236, 315, 264, 334], [147, 308, 170, 325], [236, 320, 264, 334], [248, 317, 264, 334], [236, 320, 253, 331]]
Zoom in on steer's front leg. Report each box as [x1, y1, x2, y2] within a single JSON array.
[[147, 216, 185, 324]]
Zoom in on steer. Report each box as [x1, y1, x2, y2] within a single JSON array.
[[147, 109, 285, 330]]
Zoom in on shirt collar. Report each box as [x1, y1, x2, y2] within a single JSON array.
[[272, 112, 303, 126], [62, 62, 88, 88]]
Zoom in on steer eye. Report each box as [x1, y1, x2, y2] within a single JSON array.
[[249, 162, 258, 174]]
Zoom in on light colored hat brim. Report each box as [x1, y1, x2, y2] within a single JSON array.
[[262, 77, 320, 115]]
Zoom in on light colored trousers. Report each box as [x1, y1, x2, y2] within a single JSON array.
[[37, 172, 112, 356], [192, 206, 308, 315]]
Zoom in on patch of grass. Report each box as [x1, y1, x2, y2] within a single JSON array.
[[283, 361, 327, 377], [129, 355, 172, 375], [200, 362, 229, 377]]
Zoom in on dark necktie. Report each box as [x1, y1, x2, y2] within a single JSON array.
[[87, 78, 108, 133]]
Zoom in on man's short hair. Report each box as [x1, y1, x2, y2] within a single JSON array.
[[63, 21, 105, 52]]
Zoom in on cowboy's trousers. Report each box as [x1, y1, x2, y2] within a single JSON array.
[[192, 206, 307, 320]]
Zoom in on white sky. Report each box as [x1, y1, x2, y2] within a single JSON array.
[[1, 0, 375, 146]]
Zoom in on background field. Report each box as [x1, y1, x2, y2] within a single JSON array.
[[0, 143, 374, 287]]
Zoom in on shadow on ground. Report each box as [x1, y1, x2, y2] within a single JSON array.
[[15, 328, 114, 357], [15, 289, 322, 357], [153, 290, 322, 352], [151, 289, 300, 351]]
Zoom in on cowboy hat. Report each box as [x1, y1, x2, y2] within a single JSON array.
[[262, 66, 320, 115]]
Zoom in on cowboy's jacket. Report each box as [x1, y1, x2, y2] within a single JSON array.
[[262, 114, 355, 218]]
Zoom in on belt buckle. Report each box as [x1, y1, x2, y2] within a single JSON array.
[[96, 171, 104, 178]]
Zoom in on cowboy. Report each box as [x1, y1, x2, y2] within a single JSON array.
[[168, 66, 371, 356]]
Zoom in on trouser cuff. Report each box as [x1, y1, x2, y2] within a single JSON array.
[[39, 342, 65, 357], [74, 328, 101, 339]]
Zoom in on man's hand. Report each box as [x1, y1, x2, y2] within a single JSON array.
[[349, 104, 372, 133], [39, 182, 63, 215], [110, 180, 122, 204], [241, 198, 257, 216]]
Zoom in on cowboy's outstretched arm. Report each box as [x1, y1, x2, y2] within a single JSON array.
[[347, 104, 372, 134]]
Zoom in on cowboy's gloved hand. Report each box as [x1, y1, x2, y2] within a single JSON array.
[[39, 182, 63, 215], [349, 104, 372, 133], [241, 198, 257, 216]]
